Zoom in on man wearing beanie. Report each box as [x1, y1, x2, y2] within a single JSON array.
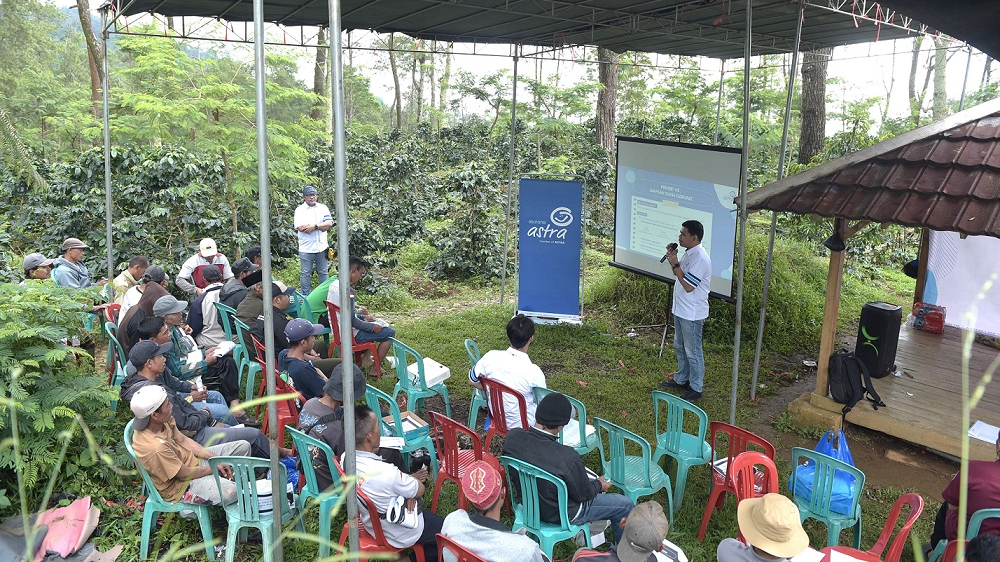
[[441, 460, 546, 562], [504, 392, 634, 544], [717, 493, 808, 562], [573, 502, 685, 562]]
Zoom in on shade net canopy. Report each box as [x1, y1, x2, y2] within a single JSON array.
[[113, 0, 986, 60]]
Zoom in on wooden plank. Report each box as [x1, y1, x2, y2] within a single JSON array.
[[914, 228, 930, 303], [816, 244, 846, 395]]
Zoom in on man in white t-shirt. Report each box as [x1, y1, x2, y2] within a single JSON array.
[[660, 220, 712, 401], [469, 314, 547, 429], [351, 404, 444, 562], [294, 185, 333, 295]]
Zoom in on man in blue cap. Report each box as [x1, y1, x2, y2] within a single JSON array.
[[294, 185, 333, 294]]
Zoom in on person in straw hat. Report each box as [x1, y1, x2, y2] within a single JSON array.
[[717, 493, 809, 562]]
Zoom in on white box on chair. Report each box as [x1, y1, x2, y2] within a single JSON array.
[[408, 358, 450, 387]]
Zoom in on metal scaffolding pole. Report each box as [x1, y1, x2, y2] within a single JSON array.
[[101, 7, 113, 284], [959, 45, 973, 111], [329, 0, 361, 551], [251, 1, 284, 558], [713, 60, 725, 145], [750, 0, 804, 399], [729, 0, 752, 425], [500, 49, 519, 305]]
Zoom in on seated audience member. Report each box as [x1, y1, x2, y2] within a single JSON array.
[[121, 265, 168, 318], [351, 404, 443, 562], [246, 245, 263, 269], [441, 460, 546, 562], [930, 433, 1000, 546], [250, 281, 296, 352], [128, 384, 248, 505], [119, 276, 170, 356], [279, 318, 339, 399], [235, 270, 264, 325], [503, 393, 633, 544], [967, 533, 1000, 562], [108, 255, 149, 304], [470, 314, 546, 430], [22, 253, 54, 282], [219, 257, 256, 310], [189, 267, 226, 347], [717, 493, 808, 562], [573, 502, 679, 562], [134, 316, 233, 424], [297, 364, 409, 490], [122, 341, 275, 460], [176, 238, 234, 296], [154, 295, 253, 423], [51, 238, 107, 289], [327, 255, 395, 368]]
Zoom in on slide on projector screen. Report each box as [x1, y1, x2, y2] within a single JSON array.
[[613, 137, 741, 299]]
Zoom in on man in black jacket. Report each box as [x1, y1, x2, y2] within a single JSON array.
[[503, 392, 634, 543]]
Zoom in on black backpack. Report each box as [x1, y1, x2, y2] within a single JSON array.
[[828, 351, 886, 416]]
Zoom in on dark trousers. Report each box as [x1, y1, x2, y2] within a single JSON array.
[[931, 502, 949, 545], [201, 355, 241, 404], [411, 511, 444, 562], [196, 426, 270, 459]]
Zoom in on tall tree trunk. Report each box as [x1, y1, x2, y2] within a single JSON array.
[[983, 56, 994, 86], [77, 0, 104, 119], [311, 27, 327, 122], [409, 53, 418, 128], [932, 36, 949, 120], [438, 43, 452, 117], [595, 47, 619, 156], [798, 47, 832, 165], [416, 53, 426, 123], [908, 36, 934, 126], [429, 47, 437, 129], [388, 34, 402, 130]]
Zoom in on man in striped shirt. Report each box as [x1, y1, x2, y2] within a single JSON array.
[[660, 220, 712, 401]]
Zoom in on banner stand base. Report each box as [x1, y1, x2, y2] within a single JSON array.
[[517, 310, 582, 326]]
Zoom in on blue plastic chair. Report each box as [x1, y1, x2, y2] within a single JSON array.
[[233, 318, 262, 404], [651, 390, 711, 509], [208, 455, 297, 562], [928, 507, 1000, 562], [463, 338, 489, 429], [593, 417, 674, 520], [499, 455, 592, 558], [365, 385, 439, 475], [287, 427, 343, 559], [389, 338, 451, 417], [124, 421, 217, 560], [532, 387, 599, 456], [105, 322, 128, 412], [790, 446, 866, 548]]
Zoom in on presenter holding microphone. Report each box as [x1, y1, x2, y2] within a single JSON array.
[[660, 220, 712, 401]]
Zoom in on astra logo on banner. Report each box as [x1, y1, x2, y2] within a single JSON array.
[[526, 206, 573, 242]]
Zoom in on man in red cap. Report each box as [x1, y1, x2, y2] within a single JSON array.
[[441, 460, 546, 562]]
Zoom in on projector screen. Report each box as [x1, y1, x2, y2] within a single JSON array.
[[612, 137, 741, 300]]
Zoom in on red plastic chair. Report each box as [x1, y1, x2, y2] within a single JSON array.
[[697, 421, 777, 540], [104, 303, 121, 325], [437, 534, 487, 562], [730, 451, 780, 544], [428, 412, 502, 512], [479, 377, 529, 451], [821, 493, 923, 562], [325, 300, 382, 378], [339, 485, 426, 562], [251, 336, 301, 445], [941, 539, 968, 562]]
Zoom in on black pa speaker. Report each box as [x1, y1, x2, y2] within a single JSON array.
[[855, 301, 902, 379]]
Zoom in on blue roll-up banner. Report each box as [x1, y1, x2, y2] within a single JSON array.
[[518, 178, 583, 324]]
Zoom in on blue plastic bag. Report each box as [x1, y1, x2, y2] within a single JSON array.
[[788, 430, 857, 515], [280, 455, 300, 490]]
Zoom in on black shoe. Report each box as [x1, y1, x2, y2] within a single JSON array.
[[681, 389, 703, 401], [660, 379, 689, 390]]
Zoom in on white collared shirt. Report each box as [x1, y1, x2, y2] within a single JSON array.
[[294, 202, 333, 253], [471, 347, 547, 429], [672, 243, 712, 321]]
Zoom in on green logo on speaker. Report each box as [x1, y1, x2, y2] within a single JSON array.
[[861, 326, 879, 356]]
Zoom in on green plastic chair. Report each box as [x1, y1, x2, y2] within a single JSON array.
[[593, 417, 674, 520], [214, 301, 238, 343], [499, 455, 592, 558], [928, 507, 1000, 562], [208, 455, 297, 562], [790, 446, 866, 548], [233, 319, 262, 404], [105, 321, 128, 412], [124, 420, 217, 560], [365, 385, 439, 475], [287, 427, 343, 559], [532, 387, 599, 456], [389, 338, 451, 418], [651, 390, 711, 509], [463, 338, 489, 429]]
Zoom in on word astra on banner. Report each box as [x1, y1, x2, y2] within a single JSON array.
[[526, 207, 573, 242]]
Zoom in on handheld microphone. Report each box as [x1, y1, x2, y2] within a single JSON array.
[[660, 243, 678, 263]]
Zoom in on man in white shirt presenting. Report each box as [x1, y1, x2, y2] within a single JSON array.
[[659, 220, 712, 401], [469, 314, 547, 429], [294, 185, 333, 295]]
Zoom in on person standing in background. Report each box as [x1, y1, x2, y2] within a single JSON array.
[[294, 185, 333, 295]]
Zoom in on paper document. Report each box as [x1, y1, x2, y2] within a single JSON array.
[[214, 341, 237, 357], [186, 348, 204, 368], [790, 548, 825, 562], [969, 420, 1000, 443], [380, 436, 405, 450], [828, 550, 867, 562]]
